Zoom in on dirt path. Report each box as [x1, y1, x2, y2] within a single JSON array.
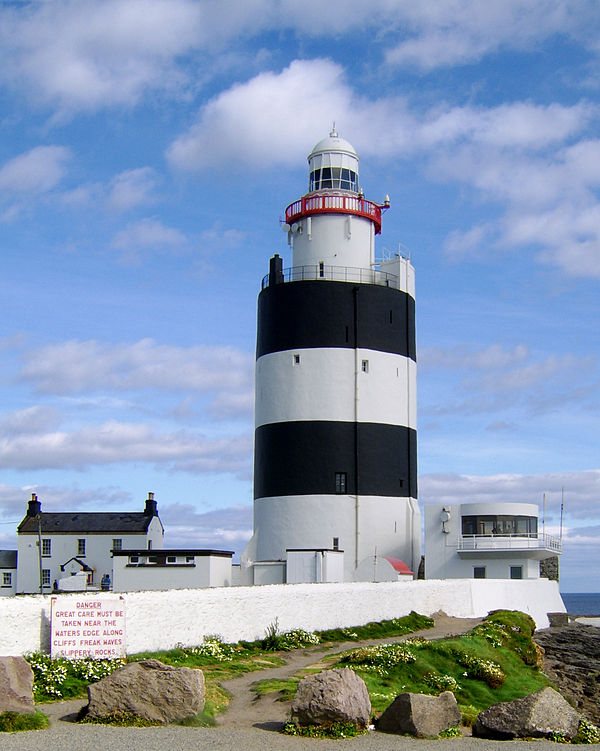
[[217, 612, 482, 730]]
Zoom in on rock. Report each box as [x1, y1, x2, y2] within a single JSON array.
[[290, 667, 371, 728], [474, 687, 581, 740], [534, 623, 600, 725], [86, 658, 204, 724], [0, 657, 35, 715], [377, 691, 461, 738]]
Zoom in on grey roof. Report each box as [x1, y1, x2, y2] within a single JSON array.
[[17, 512, 159, 535], [0, 550, 17, 568], [113, 548, 234, 558]]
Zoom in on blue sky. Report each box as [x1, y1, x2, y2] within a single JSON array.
[[0, 0, 598, 592]]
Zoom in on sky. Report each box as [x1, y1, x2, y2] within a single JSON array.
[[0, 0, 599, 593]]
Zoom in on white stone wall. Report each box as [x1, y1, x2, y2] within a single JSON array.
[[0, 578, 565, 657]]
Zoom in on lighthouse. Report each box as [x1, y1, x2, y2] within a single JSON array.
[[242, 129, 421, 584]]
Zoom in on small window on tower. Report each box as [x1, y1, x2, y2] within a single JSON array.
[[473, 566, 486, 579], [510, 566, 523, 580], [362, 360, 369, 373], [319, 261, 324, 278], [335, 472, 347, 494], [332, 537, 339, 551], [293, 354, 300, 365]]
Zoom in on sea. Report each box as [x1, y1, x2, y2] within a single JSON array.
[[561, 592, 600, 616]]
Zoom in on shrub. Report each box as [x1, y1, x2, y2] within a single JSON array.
[[0, 710, 49, 732], [574, 718, 600, 744], [25, 652, 125, 700], [341, 643, 416, 675], [423, 672, 459, 693]]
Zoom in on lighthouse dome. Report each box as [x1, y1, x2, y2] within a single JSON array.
[[307, 127, 359, 193]]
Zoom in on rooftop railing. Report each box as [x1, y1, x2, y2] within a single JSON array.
[[458, 533, 562, 552], [285, 194, 383, 234], [261, 263, 400, 290]]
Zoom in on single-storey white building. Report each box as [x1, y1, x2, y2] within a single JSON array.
[[424, 502, 561, 580], [111, 548, 234, 591]]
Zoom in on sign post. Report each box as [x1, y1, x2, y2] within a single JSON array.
[[51, 596, 126, 660]]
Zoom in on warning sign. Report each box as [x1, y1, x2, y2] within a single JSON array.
[[51, 597, 126, 660]]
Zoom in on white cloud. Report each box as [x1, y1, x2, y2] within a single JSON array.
[[0, 146, 70, 193], [167, 59, 356, 170], [110, 218, 187, 262], [421, 344, 530, 371], [0, 418, 252, 476], [420, 344, 598, 418], [107, 167, 158, 211], [383, 0, 592, 70], [21, 338, 253, 395], [0, 406, 61, 436], [0, 0, 205, 113], [420, 469, 600, 521]]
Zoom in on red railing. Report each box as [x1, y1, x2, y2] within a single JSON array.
[[285, 194, 382, 234]]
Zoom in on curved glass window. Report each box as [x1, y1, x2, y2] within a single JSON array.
[[461, 515, 538, 536], [309, 168, 357, 192]]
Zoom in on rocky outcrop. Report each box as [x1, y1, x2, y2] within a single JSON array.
[[474, 687, 581, 740], [377, 691, 461, 738], [0, 656, 35, 714], [534, 623, 600, 725], [86, 658, 204, 724], [290, 668, 371, 728]]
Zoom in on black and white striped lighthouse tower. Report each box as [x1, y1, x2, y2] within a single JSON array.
[[243, 129, 420, 582]]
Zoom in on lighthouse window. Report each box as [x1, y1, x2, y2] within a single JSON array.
[[321, 167, 332, 188], [473, 566, 486, 579], [293, 354, 300, 365], [335, 472, 347, 494], [510, 566, 523, 580], [361, 359, 369, 373]]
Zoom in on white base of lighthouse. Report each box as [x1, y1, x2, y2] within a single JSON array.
[[243, 494, 421, 582]]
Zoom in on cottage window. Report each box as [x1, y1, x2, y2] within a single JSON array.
[[112, 538, 122, 551], [77, 539, 86, 556], [41, 538, 51, 556], [2, 572, 11, 586], [186, 556, 195, 563], [167, 556, 176, 564], [129, 556, 139, 564], [42, 569, 51, 587]]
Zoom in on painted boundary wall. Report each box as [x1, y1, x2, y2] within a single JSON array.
[[0, 578, 565, 656]]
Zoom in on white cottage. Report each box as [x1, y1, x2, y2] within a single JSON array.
[[16, 492, 164, 594], [424, 502, 562, 580]]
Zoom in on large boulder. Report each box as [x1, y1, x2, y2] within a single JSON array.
[[86, 658, 204, 724], [474, 687, 581, 740], [377, 691, 461, 737], [0, 657, 35, 714], [290, 668, 371, 728]]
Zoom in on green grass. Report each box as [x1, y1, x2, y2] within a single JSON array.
[[332, 611, 551, 719], [316, 611, 434, 643], [0, 710, 49, 732]]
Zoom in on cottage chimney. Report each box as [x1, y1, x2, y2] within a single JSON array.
[[144, 491, 158, 517], [27, 492, 41, 517]]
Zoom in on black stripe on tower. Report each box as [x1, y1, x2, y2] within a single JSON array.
[[257, 280, 416, 359], [254, 421, 417, 499]]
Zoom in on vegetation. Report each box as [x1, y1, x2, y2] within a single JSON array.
[[316, 611, 434, 643], [0, 710, 48, 733], [333, 610, 551, 718], [25, 653, 125, 701], [283, 719, 367, 738]]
